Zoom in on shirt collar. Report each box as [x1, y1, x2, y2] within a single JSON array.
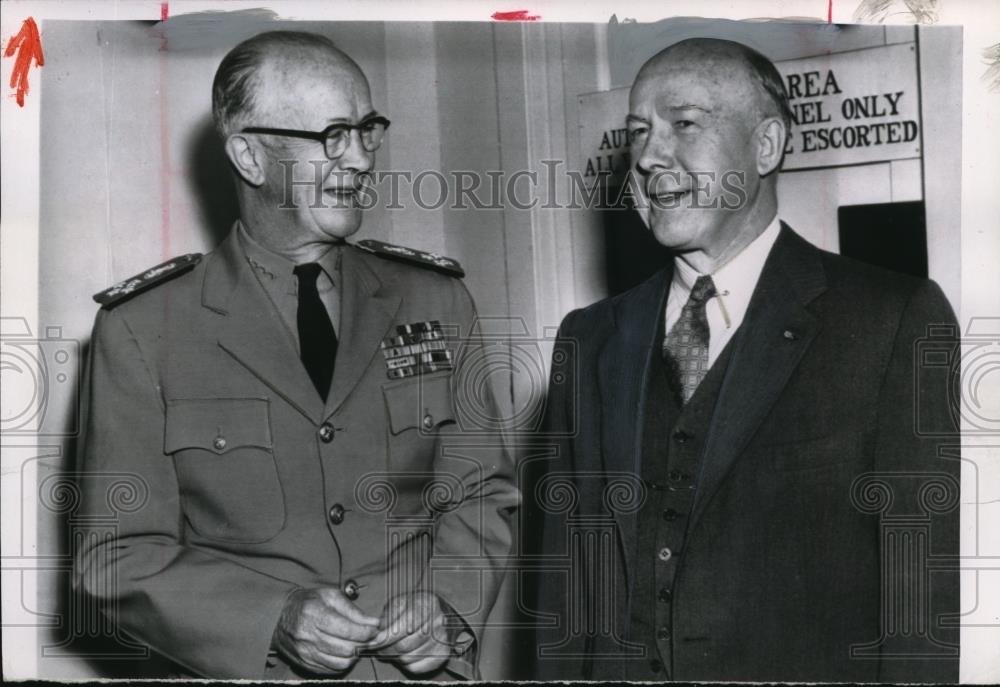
[[238, 221, 343, 295], [671, 215, 782, 322]]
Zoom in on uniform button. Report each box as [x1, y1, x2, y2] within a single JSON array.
[[658, 547, 673, 562], [672, 429, 690, 443], [657, 626, 671, 641], [422, 414, 434, 429], [318, 423, 335, 443], [328, 503, 346, 525], [343, 579, 360, 600], [213, 437, 227, 451], [662, 508, 680, 522], [649, 658, 663, 673], [658, 587, 672, 603]]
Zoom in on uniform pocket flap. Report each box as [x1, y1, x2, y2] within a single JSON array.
[[383, 375, 455, 435], [165, 398, 273, 454]]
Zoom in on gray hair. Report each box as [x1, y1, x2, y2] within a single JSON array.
[[211, 31, 344, 137]]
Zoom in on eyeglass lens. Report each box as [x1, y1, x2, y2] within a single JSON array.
[[325, 121, 387, 158]]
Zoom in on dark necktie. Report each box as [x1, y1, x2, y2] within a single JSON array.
[[662, 275, 717, 404], [294, 263, 338, 402]]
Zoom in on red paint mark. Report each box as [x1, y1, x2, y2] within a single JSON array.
[[3, 17, 44, 107], [492, 9, 540, 21], [828, 0, 833, 22], [160, 2, 169, 20]]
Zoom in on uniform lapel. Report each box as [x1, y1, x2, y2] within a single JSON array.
[[688, 224, 828, 530], [324, 246, 401, 416], [202, 230, 326, 424], [597, 265, 672, 594]]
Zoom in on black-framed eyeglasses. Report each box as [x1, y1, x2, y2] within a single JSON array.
[[242, 115, 391, 159]]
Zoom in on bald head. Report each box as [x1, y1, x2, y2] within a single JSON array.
[[636, 38, 792, 134], [212, 31, 368, 137]]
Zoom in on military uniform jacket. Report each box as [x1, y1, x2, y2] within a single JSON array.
[[74, 228, 518, 679]]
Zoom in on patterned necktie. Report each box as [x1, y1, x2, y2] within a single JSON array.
[[662, 275, 717, 404], [294, 263, 338, 402]]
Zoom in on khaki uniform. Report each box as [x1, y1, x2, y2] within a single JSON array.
[[74, 227, 517, 679]]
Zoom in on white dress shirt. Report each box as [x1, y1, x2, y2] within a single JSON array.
[[663, 215, 782, 367]]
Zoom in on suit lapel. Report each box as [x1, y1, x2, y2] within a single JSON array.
[[597, 266, 672, 592], [689, 225, 828, 530], [202, 230, 326, 424], [324, 247, 401, 416]]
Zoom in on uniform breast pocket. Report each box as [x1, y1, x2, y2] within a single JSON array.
[[382, 374, 456, 472], [165, 398, 285, 544]]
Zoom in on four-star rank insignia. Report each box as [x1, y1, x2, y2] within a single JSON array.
[[355, 240, 465, 278], [381, 321, 454, 379], [93, 254, 202, 309]]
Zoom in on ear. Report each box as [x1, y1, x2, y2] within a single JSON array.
[[224, 134, 267, 187], [754, 116, 787, 177]]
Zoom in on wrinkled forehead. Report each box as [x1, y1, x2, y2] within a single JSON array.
[[255, 52, 373, 127], [629, 54, 757, 118]]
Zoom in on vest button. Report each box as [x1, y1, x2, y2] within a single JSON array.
[[658, 587, 672, 603], [658, 547, 673, 562], [672, 429, 691, 443], [662, 508, 680, 522], [657, 626, 671, 641], [343, 579, 360, 600], [649, 658, 663, 673], [318, 423, 335, 443], [328, 503, 345, 525]]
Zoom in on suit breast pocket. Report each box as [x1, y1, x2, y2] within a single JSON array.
[[165, 398, 285, 544]]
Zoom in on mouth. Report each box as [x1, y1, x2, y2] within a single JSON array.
[[322, 187, 360, 206], [648, 189, 691, 207]]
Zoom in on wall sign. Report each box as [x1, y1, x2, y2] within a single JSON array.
[[777, 42, 921, 170]]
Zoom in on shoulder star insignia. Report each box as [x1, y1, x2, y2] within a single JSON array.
[[354, 240, 464, 278], [93, 254, 203, 309]]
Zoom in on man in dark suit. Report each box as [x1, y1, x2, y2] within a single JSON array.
[[529, 37, 959, 682], [73, 31, 517, 679]]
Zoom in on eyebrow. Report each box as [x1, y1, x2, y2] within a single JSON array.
[[625, 114, 649, 125], [325, 110, 380, 126], [669, 104, 711, 113]]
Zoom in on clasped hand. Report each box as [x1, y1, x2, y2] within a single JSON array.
[[274, 587, 452, 675]]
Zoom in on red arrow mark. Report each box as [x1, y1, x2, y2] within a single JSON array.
[[4, 17, 44, 107]]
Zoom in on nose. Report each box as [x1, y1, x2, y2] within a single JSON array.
[[634, 127, 676, 178], [336, 128, 373, 175]]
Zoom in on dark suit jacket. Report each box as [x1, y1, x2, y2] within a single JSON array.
[[530, 224, 959, 682], [73, 228, 518, 679]]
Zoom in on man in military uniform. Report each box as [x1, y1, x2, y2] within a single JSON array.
[[74, 30, 517, 680]]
